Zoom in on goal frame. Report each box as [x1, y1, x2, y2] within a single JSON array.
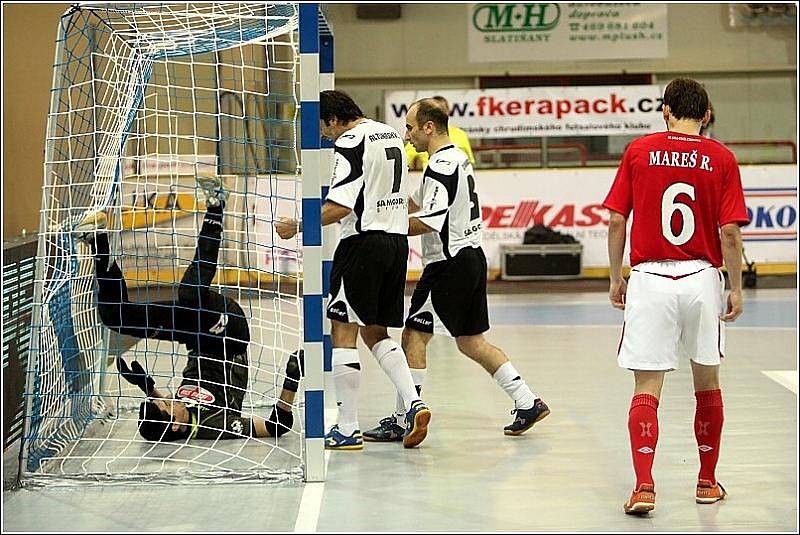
[[18, 2, 331, 486]]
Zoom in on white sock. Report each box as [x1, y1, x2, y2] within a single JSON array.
[[332, 348, 360, 435], [372, 338, 419, 412], [493, 361, 538, 410], [395, 368, 427, 419]]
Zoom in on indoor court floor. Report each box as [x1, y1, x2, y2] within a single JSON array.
[[3, 287, 797, 532]]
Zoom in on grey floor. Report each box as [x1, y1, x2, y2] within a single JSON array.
[[3, 288, 797, 531]]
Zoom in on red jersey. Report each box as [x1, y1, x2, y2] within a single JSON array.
[[603, 131, 749, 267]]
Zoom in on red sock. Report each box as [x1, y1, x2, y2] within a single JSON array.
[[628, 393, 659, 490], [695, 389, 724, 484]]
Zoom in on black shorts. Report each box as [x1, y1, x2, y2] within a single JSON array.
[[327, 232, 408, 327], [405, 247, 489, 337]]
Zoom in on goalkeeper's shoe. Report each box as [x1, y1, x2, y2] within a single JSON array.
[[504, 399, 550, 436], [363, 415, 404, 442], [324, 425, 363, 450], [696, 480, 727, 504], [623, 483, 656, 515], [72, 210, 108, 242], [196, 174, 228, 207], [402, 400, 431, 448]]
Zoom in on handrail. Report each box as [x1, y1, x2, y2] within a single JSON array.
[[722, 140, 797, 164], [473, 139, 797, 168], [473, 143, 589, 167]]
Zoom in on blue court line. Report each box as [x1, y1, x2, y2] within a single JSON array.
[[489, 300, 797, 328]]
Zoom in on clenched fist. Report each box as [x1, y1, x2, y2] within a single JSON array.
[[275, 218, 301, 239]]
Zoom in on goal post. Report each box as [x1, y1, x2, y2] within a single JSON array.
[[299, 1, 324, 483], [19, 2, 329, 486]]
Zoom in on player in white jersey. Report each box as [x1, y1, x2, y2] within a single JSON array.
[[364, 98, 550, 442], [275, 90, 430, 450]]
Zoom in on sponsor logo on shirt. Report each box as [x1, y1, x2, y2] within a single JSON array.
[[376, 197, 406, 210], [177, 385, 216, 405], [464, 222, 483, 237]]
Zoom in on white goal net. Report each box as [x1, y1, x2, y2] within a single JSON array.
[[21, 2, 322, 485]]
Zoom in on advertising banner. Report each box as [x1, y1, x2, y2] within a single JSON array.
[[468, 3, 668, 63], [385, 85, 665, 139], [407, 165, 798, 274]]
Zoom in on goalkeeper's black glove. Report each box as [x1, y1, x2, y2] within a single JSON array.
[[117, 356, 155, 396]]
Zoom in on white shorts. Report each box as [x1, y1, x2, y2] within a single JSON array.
[[617, 260, 726, 371]]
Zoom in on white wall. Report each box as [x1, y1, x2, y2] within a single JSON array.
[[325, 4, 797, 145]]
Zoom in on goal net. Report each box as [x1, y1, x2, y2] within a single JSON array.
[[20, 2, 326, 485]]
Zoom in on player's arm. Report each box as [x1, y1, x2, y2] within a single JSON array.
[[607, 210, 628, 310], [117, 356, 168, 397], [408, 177, 423, 215], [322, 200, 351, 225], [408, 217, 435, 236], [275, 140, 361, 239], [720, 223, 744, 322], [273, 200, 351, 239], [409, 167, 449, 236]]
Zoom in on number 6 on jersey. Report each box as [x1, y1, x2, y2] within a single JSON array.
[[661, 182, 696, 246]]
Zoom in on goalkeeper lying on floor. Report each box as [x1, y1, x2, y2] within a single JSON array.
[[75, 175, 302, 442]]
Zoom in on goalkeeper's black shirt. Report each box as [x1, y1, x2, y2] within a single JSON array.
[[177, 295, 254, 440]]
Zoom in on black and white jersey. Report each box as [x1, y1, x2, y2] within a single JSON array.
[[411, 145, 482, 265], [326, 119, 409, 240]]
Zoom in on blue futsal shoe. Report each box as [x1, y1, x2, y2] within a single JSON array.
[[402, 400, 431, 449], [324, 425, 363, 450]]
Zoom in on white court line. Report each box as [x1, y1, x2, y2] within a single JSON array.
[[491, 324, 797, 331], [762, 370, 799, 394], [294, 409, 336, 533]]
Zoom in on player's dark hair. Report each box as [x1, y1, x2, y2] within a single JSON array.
[[138, 400, 191, 442], [663, 78, 709, 121], [413, 98, 449, 135], [432, 95, 449, 111], [320, 90, 364, 126]]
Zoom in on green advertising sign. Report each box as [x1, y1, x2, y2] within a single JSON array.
[[468, 3, 668, 62]]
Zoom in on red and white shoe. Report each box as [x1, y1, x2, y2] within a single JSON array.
[[624, 483, 656, 515], [696, 479, 727, 504]]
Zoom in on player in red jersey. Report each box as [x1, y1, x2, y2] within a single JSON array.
[[603, 78, 749, 515]]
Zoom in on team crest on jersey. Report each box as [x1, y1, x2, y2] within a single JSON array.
[[177, 385, 216, 405], [229, 419, 244, 435]]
